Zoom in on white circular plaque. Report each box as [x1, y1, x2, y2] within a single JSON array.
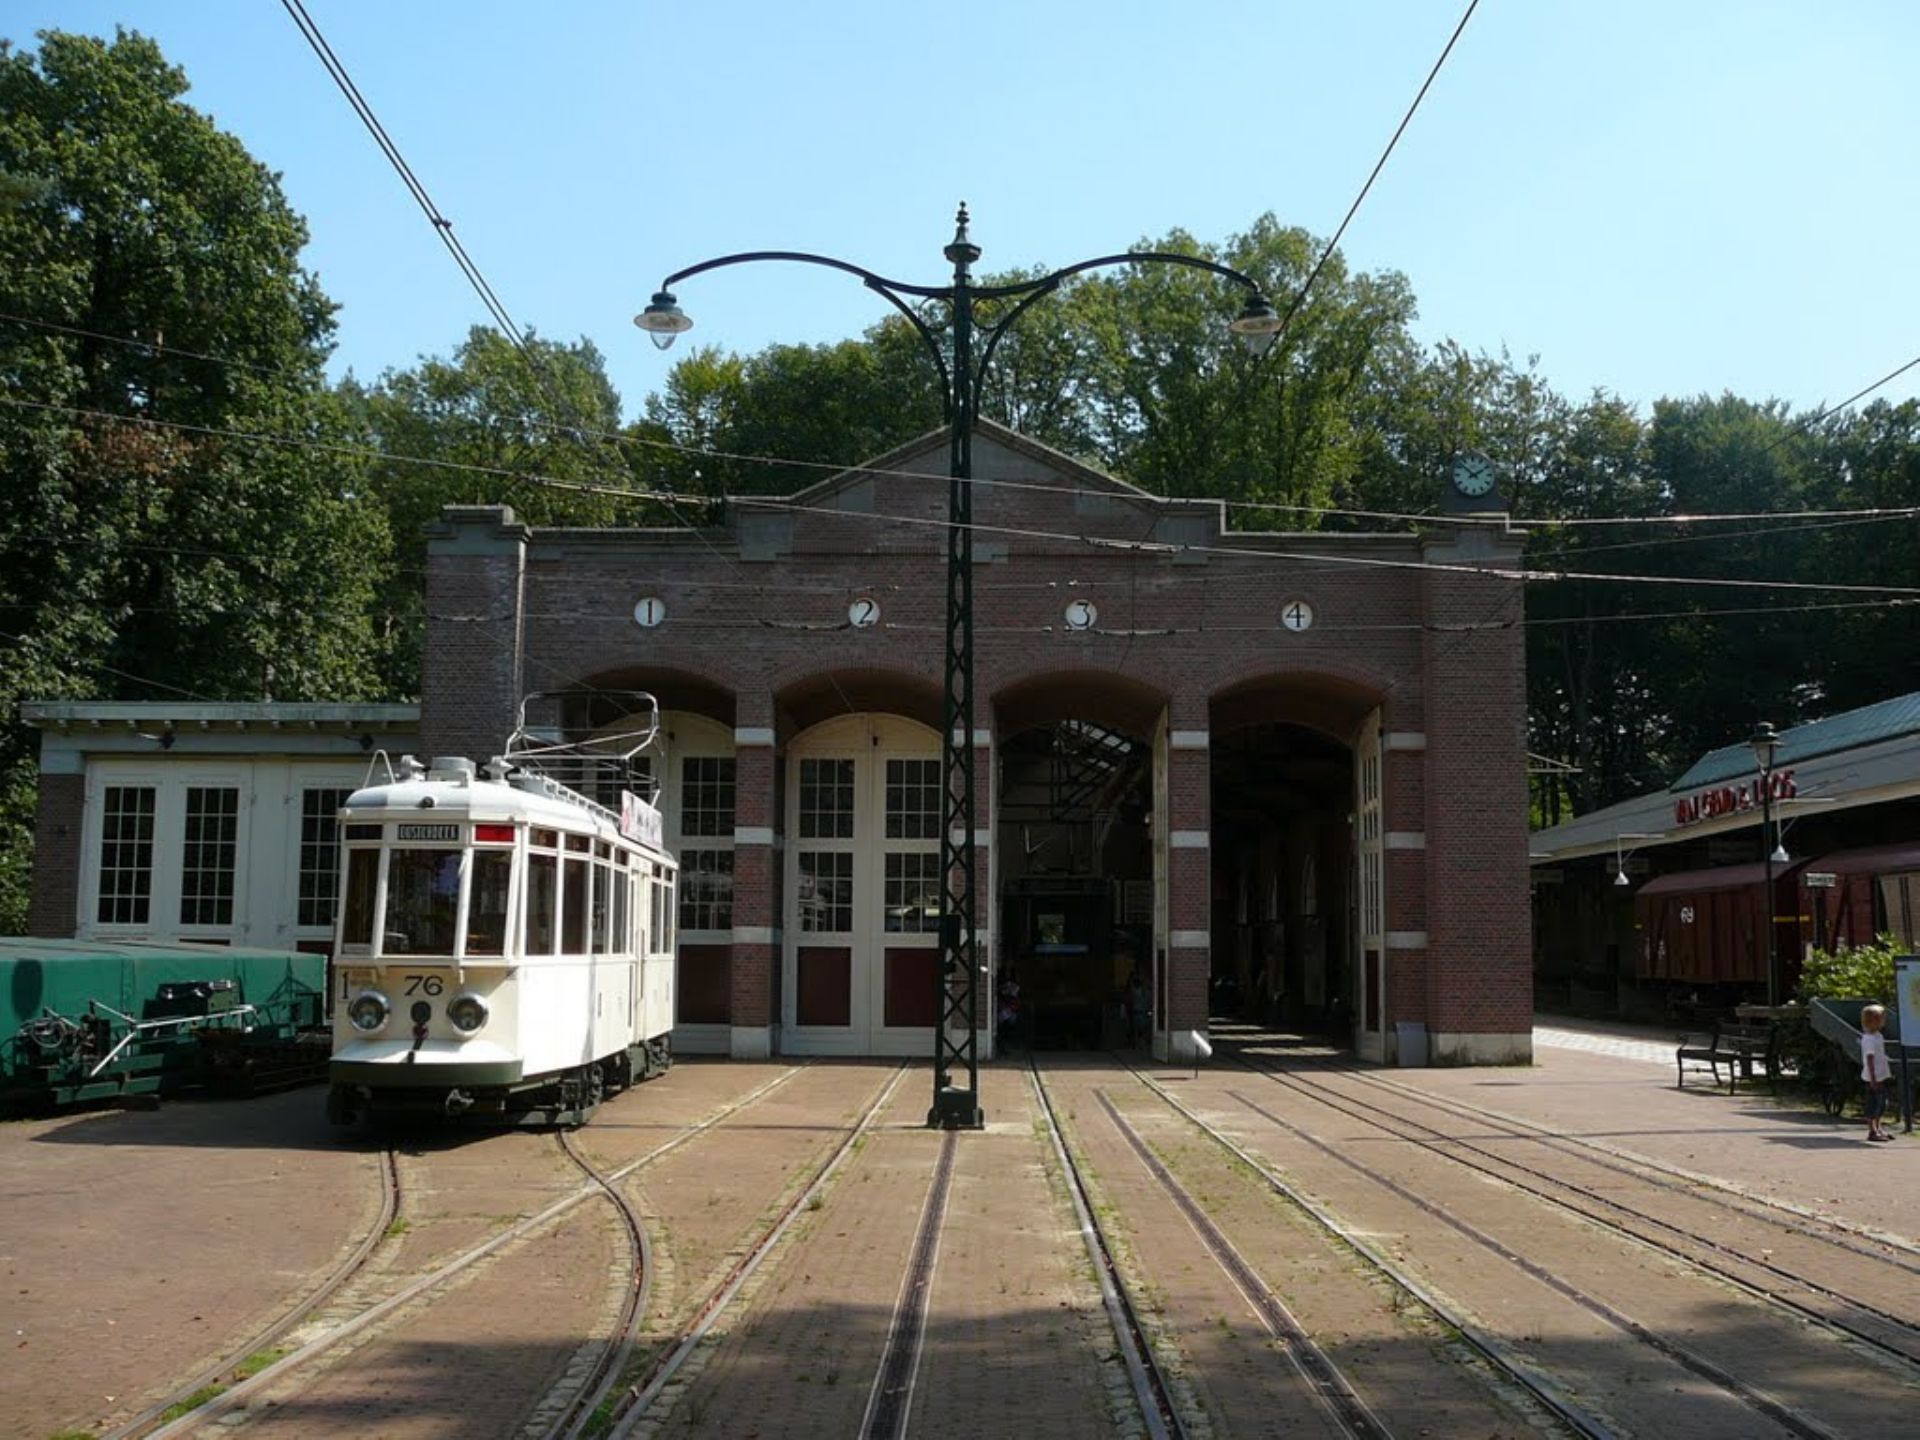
[[632, 596, 668, 628], [1064, 599, 1098, 631], [1280, 598, 1314, 633], [848, 596, 880, 629]]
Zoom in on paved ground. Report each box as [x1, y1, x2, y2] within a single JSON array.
[[4, 1026, 1916, 1439]]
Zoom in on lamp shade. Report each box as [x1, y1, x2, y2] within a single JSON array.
[[634, 290, 693, 350], [1228, 294, 1283, 356], [1748, 720, 1781, 771]]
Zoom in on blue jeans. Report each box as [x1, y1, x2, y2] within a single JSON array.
[[1865, 1082, 1888, 1121]]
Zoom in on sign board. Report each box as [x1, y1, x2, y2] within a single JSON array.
[[1672, 768, 1796, 828], [620, 790, 664, 849], [1897, 956, 1919, 1050], [1803, 871, 1838, 889], [396, 823, 459, 842]]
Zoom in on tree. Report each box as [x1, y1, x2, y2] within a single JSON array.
[[0, 29, 388, 928]]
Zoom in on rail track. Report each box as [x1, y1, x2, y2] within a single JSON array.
[[1027, 1061, 1187, 1440], [1229, 1044, 1920, 1376], [858, 1128, 957, 1440], [105, 1142, 402, 1440], [1144, 1052, 1850, 1440], [141, 1065, 804, 1437], [542, 1129, 655, 1440], [600, 1063, 911, 1438]]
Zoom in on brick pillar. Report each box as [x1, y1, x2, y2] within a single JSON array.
[[729, 702, 778, 1058], [28, 766, 85, 938], [1165, 710, 1211, 1061], [1419, 524, 1532, 1063], [420, 506, 528, 764], [1383, 726, 1430, 1029]]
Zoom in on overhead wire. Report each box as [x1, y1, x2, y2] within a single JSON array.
[[10, 311, 1920, 540]]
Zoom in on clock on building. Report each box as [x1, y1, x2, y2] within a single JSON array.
[[1445, 450, 1504, 513]]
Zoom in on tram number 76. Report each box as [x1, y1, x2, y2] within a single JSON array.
[[402, 974, 445, 997]]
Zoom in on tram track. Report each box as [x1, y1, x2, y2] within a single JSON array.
[[1307, 1046, 1920, 1271], [1229, 1045, 1920, 1376], [104, 1142, 402, 1440], [858, 1128, 957, 1440], [1028, 1061, 1187, 1440], [601, 1062, 911, 1439], [141, 1065, 805, 1438], [543, 1129, 654, 1440], [1115, 1061, 1610, 1440]]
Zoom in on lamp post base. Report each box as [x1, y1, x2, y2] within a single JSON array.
[[928, 1085, 984, 1130]]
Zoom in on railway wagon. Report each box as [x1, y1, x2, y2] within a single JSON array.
[[1, 939, 327, 1112], [326, 754, 677, 1125]]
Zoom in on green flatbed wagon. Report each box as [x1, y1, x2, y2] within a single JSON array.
[[2, 939, 328, 1112]]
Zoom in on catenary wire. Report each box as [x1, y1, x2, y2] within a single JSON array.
[[13, 311, 1920, 539], [12, 393, 1920, 598]]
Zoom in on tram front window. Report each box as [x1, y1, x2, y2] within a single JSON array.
[[468, 851, 511, 956], [384, 850, 460, 955], [341, 849, 378, 946]]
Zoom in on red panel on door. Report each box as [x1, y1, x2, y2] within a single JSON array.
[[797, 946, 852, 1027], [677, 943, 732, 1025], [884, 947, 938, 1028]]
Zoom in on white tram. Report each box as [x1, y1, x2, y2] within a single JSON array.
[[325, 751, 677, 1125]]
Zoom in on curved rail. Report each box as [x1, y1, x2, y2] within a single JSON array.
[[1211, 1065, 1842, 1440], [106, 1142, 401, 1440], [1027, 1062, 1186, 1440], [545, 1129, 655, 1440], [1123, 1061, 1621, 1440], [145, 1067, 806, 1437], [604, 1064, 911, 1438], [1236, 1048, 1920, 1373]]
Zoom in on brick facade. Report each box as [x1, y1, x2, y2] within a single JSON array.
[[417, 420, 1532, 1063]]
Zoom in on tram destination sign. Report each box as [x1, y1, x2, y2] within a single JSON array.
[[397, 823, 460, 841]]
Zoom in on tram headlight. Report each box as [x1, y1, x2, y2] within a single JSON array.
[[347, 989, 391, 1034], [447, 992, 489, 1036]]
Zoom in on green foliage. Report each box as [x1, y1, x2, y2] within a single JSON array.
[[1796, 935, 1900, 1005]]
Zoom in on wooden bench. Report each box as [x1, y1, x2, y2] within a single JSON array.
[[1676, 1021, 1779, 1094]]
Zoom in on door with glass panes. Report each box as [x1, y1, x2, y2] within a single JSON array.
[[784, 715, 942, 1055]]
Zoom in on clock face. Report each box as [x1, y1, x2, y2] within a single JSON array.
[[1454, 453, 1496, 498]]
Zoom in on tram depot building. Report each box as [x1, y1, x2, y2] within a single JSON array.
[[23, 420, 1533, 1066]]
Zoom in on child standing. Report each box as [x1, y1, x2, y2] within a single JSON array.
[[1860, 1004, 1894, 1143]]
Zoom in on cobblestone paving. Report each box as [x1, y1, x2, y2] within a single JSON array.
[[0, 1089, 376, 1439]]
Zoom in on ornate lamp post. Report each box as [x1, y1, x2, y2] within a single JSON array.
[[637, 206, 1282, 1128], [1748, 721, 1789, 1006]]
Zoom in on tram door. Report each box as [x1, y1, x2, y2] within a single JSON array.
[[1354, 711, 1386, 1063]]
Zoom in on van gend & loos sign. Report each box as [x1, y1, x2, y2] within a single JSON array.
[[1672, 769, 1796, 827]]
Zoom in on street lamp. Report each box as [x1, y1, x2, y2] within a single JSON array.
[[1748, 721, 1785, 1006], [638, 206, 1283, 1129], [1612, 832, 1664, 887]]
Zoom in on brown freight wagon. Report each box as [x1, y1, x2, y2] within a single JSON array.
[[1799, 843, 1920, 953], [1634, 862, 1808, 992]]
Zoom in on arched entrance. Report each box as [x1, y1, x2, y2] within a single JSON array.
[[993, 672, 1170, 1054], [1211, 671, 1385, 1059], [782, 712, 943, 1055]]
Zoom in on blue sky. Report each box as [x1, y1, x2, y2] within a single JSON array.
[[8, 1, 1918, 421]]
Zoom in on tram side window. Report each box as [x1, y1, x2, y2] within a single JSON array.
[[663, 872, 676, 954], [385, 850, 460, 955], [468, 851, 512, 956], [613, 866, 629, 955], [593, 861, 613, 953], [562, 857, 588, 954], [342, 849, 379, 946], [526, 852, 558, 956]]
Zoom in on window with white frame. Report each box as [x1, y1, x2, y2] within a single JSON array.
[[298, 787, 352, 927], [680, 756, 735, 836], [884, 758, 941, 839], [180, 786, 239, 926], [681, 849, 734, 932], [799, 758, 855, 839], [883, 851, 941, 933], [798, 850, 854, 932], [97, 785, 156, 925]]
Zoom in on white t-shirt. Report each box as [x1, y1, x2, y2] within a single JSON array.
[[1860, 1030, 1889, 1084]]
